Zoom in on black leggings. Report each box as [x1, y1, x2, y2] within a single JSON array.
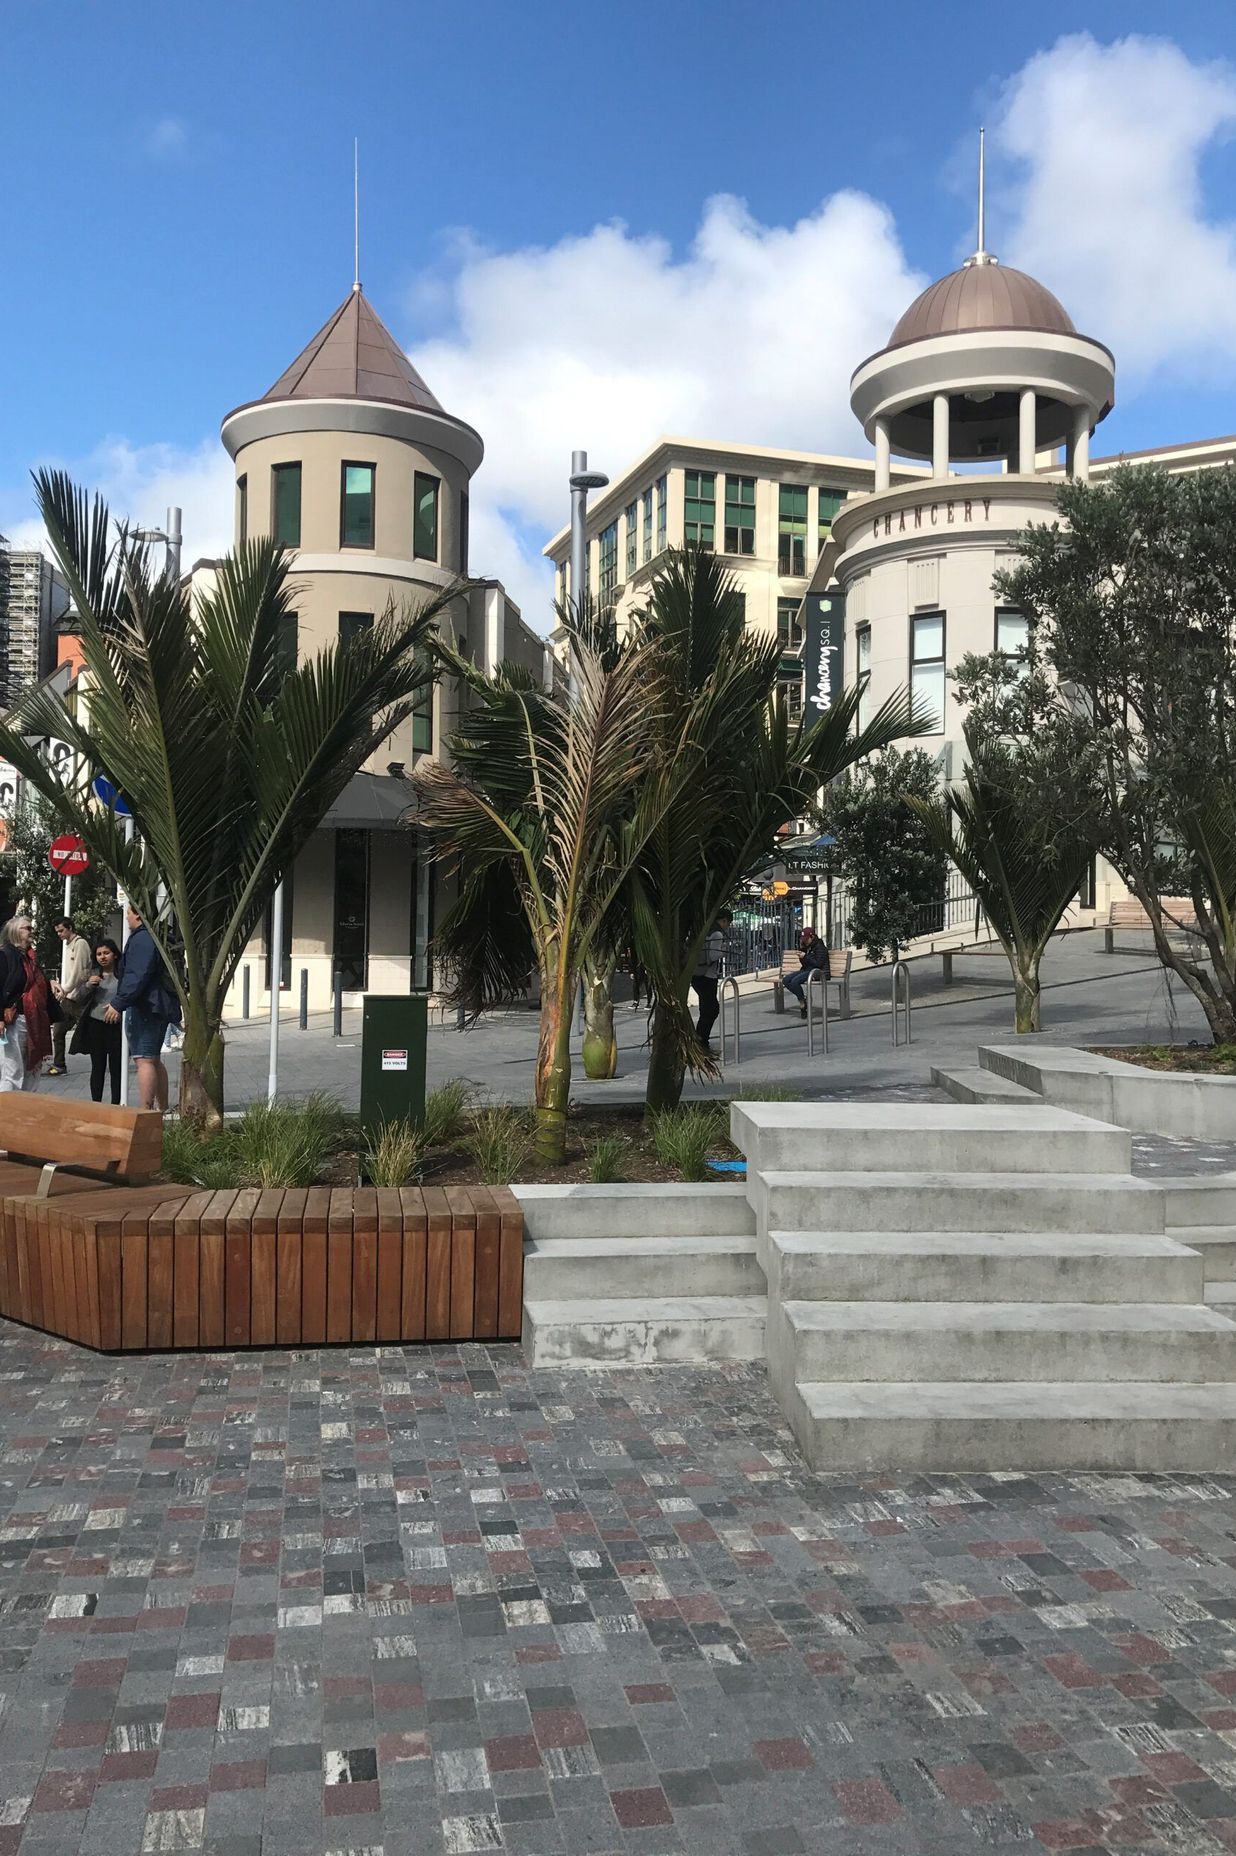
[[84, 1016, 122, 1104], [692, 975, 719, 1044]]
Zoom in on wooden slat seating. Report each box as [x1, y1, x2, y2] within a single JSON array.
[[772, 947, 853, 1020], [1105, 895, 1199, 954], [0, 1097, 163, 1198], [0, 1180, 524, 1351]]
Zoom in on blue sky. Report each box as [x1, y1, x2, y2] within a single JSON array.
[[3, 3, 1235, 620]]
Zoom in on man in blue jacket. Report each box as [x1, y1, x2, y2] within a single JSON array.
[[104, 905, 181, 1112]]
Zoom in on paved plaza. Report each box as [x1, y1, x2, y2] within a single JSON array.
[[1, 1332, 1236, 1854], [39, 931, 1216, 1114]]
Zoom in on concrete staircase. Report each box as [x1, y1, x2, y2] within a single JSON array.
[[731, 1101, 1236, 1472], [517, 1184, 766, 1366]]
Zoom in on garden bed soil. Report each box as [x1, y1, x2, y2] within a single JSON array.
[[1091, 1044, 1236, 1076]]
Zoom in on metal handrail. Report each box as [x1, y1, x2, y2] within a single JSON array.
[[806, 968, 829, 1056], [891, 959, 912, 1046], [718, 976, 740, 1066]]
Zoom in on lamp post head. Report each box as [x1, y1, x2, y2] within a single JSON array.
[[569, 470, 609, 492]]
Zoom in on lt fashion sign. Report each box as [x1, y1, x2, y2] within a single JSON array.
[[873, 495, 993, 538]]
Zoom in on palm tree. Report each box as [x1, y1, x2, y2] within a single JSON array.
[[624, 549, 925, 1109], [0, 470, 456, 1127], [910, 723, 1096, 1032], [414, 630, 677, 1164]]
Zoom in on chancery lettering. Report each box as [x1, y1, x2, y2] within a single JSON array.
[[875, 497, 992, 538]]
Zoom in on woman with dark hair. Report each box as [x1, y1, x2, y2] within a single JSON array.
[[67, 938, 123, 1104]]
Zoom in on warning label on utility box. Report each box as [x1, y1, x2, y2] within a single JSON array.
[[381, 1049, 409, 1071]]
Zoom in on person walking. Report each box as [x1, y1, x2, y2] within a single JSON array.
[[782, 925, 830, 1017], [691, 908, 732, 1052], [0, 916, 58, 1092], [67, 938, 123, 1104], [47, 914, 93, 1076], [105, 905, 180, 1113]]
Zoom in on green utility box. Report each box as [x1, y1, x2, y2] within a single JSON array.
[[360, 994, 428, 1139]]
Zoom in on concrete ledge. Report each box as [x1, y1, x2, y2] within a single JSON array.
[[513, 1183, 755, 1241], [980, 1043, 1236, 1140]]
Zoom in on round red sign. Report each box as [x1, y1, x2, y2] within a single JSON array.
[[48, 833, 90, 876]]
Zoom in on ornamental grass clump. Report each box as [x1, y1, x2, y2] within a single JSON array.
[[362, 1118, 425, 1187], [585, 1132, 627, 1183], [648, 1103, 729, 1181], [466, 1105, 533, 1185], [422, 1076, 474, 1149]]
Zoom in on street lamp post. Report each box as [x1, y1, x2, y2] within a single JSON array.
[[134, 505, 183, 585], [568, 452, 608, 614]]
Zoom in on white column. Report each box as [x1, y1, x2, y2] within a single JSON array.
[[932, 394, 950, 481], [873, 419, 890, 493], [1018, 389, 1036, 475], [1072, 405, 1091, 481]]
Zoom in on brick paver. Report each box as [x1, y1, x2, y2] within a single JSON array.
[[0, 1325, 1234, 1852]]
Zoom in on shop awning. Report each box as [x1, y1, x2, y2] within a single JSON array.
[[320, 771, 421, 831]]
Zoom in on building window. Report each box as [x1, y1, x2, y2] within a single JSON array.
[[333, 827, 369, 993], [723, 476, 756, 555], [655, 475, 667, 553], [996, 607, 1029, 667], [459, 492, 469, 575], [598, 521, 618, 608], [275, 613, 298, 683], [625, 501, 638, 577], [910, 611, 946, 731], [857, 624, 871, 731], [412, 472, 439, 562], [643, 488, 653, 562], [272, 463, 302, 549], [556, 562, 567, 610], [778, 484, 808, 577], [683, 470, 714, 549], [339, 611, 373, 649], [412, 652, 433, 753], [777, 598, 802, 651], [340, 462, 375, 548], [237, 474, 248, 546], [777, 663, 803, 723], [818, 488, 844, 551], [728, 590, 746, 628]]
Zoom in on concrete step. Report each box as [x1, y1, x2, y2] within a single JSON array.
[[1206, 1282, 1236, 1310], [778, 1298, 1236, 1384], [1167, 1227, 1236, 1282], [732, 1102, 1129, 1177], [523, 1296, 766, 1367], [754, 1171, 1163, 1235], [930, 1065, 1042, 1106], [769, 1230, 1203, 1305], [515, 1183, 755, 1242], [1163, 1178, 1236, 1230], [524, 1235, 764, 1300], [787, 1379, 1236, 1472]]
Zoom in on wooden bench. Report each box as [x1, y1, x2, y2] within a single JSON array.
[[773, 947, 852, 1020], [941, 943, 1007, 984], [1105, 896, 1199, 954], [0, 1098, 164, 1199]]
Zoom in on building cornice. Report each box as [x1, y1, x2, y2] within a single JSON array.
[[221, 397, 484, 475]]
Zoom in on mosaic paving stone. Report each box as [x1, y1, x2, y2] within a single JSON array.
[[2, 1326, 1236, 1850]]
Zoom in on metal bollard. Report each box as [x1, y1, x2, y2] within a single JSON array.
[[332, 968, 343, 1038], [806, 968, 829, 1056], [718, 976, 740, 1066], [891, 959, 912, 1046], [242, 964, 250, 1021], [299, 967, 308, 1030]]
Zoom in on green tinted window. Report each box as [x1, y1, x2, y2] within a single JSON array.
[[237, 474, 248, 545], [724, 476, 756, 555], [778, 483, 808, 577], [341, 463, 375, 548], [684, 470, 715, 549], [625, 501, 638, 576], [272, 463, 302, 548], [413, 472, 439, 561], [275, 613, 298, 683], [817, 488, 844, 545], [339, 611, 372, 648]]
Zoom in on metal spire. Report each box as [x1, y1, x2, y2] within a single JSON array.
[[353, 138, 360, 292], [967, 126, 996, 267]]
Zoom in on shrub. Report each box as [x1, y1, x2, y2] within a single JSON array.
[[363, 1118, 425, 1187], [229, 1098, 339, 1188], [586, 1133, 627, 1183], [467, 1105, 533, 1185], [423, 1076, 474, 1149], [648, 1103, 728, 1181]]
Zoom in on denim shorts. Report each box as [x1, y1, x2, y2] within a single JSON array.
[[126, 1005, 171, 1059]]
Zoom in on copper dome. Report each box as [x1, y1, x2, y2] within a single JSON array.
[[889, 261, 1075, 348]]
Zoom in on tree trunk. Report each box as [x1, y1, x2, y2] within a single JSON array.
[[646, 1002, 686, 1112], [179, 1012, 225, 1130], [581, 953, 617, 1080], [1013, 962, 1041, 1034], [533, 981, 573, 1166]]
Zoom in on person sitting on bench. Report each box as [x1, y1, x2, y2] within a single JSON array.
[[782, 927, 830, 1018]]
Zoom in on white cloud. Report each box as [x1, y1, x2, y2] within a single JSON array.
[[144, 116, 190, 161], [1, 437, 234, 568], [994, 33, 1236, 380], [410, 193, 924, 628]]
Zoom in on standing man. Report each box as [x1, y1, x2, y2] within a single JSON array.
[[691, 908, 732, 1053], [47, 915, 92, 1077], [104, 905, 180, 1113]]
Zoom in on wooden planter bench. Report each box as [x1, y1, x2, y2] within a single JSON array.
[[772, 948, 852, 1019], [0, 1097, 163, 1198], [1105, 896, 1199, 954]]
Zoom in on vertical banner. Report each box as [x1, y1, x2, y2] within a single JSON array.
[[802, 592, 846, 725]]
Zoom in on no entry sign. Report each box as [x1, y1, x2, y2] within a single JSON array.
[[48, 833, 90, 876]]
